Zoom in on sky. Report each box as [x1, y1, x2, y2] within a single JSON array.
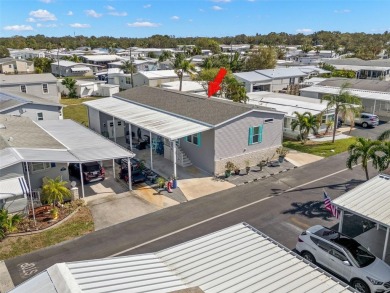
[[1, 0, 389, 38]]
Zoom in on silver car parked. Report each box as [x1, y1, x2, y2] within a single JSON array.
[[354, 113, 379, 128], [296, 225, 390, 293]]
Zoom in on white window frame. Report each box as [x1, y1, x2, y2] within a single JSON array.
[[42, 83, 49, 94], [37, 112, 44, 121], [30, 162, 51, 173], [20, 85, 27, 93]]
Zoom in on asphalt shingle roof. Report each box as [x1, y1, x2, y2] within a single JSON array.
[[114, 86, 280, 125], [0, 73, 58, 85], [318, 78, 390, 93], [0, 115, 65, 150]]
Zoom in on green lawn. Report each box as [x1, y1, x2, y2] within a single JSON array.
[[0, 207, 94, 260], [61, 97, 103, 125], [283, 137, 357, 157]]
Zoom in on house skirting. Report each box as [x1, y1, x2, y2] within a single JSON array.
[[214, 146, 281, 175]]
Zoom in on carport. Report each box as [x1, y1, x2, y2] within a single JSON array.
[[35, 119, 135, 198], [333, 174, 390, 261], [84, 97, 212, 179]]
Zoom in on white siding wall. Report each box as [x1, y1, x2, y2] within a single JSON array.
[[28, 162, 69, 190], [88, 107, 101, 133], [1, 83, 60, 103], [1, 104, 61, 121]]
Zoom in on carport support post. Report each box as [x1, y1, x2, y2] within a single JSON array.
[[112, 159, 116, 180], [373, 99, 377, 115], [338, 209, 344, 233], [173, 140, 177, 179], [79, 163, 85, 198], [150, 131, 153, 170], [25, 162, 36, 226], [113, 117, 116, 143], [127, 157, 132, 191], [383, 227, 389, 260], [128, 124, 132, 151]]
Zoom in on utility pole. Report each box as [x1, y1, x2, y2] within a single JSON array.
[[129, 46, 134, 88]]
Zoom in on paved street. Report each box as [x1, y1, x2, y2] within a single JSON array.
[[5, 152, 379, 287], [344, 120, 390, 140]]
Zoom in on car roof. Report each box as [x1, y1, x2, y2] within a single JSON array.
[[312, 226, 364, 252]]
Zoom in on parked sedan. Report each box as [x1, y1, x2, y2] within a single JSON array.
[[68, 162, 105, 183], [296, 225, 390, 293]]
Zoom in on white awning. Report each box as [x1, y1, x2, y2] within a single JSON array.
[[36, 119, 135, 162], [71, 67, 91, 72], [333, 174, 390, 229], [0, 176, 28, 200], [84, 97, 212, 140]]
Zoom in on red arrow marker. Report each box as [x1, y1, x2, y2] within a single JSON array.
[[208, 67, 227, 97]]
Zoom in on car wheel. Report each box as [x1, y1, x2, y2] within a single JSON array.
[[352, 279, 370, 293], [301, 251, 316, 264], [362, 122, 368, 128]]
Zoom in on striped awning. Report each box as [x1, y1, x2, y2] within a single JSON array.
[[0, 176, 29, 200]]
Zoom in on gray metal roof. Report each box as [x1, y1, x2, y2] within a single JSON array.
[[0, 73, 58, 85], [11, 223, 353, 293], [114, 86, 281, 126], [0, 115, 134, 167], [0, 90, 61, 112], [323, 58, 390, 69], [84, 97, 212, 140], [37, 119, 134, 162], [318, 78, 390, 93], [256, 68, 308, 78], [333, 174, 390, 229], [234, 71, 271, 82]]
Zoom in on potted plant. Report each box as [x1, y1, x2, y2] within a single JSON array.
[[50, 207, 59, 220], [245, 160, 251, 174], [257, 160, 267, 171], [276, 147, 289, 163], [156, 177, 166, 194], [172, 175, 178, 189], [233, 165, 240, 175], [225, 161, 235, 178]]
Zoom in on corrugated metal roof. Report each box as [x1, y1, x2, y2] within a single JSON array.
[[37, 119, 135, 161], [256, 68, 308, 78], [300, 85, 390, 102], [84, 97, 212, 140], [0, 148, 22, 168], [234, 71, 271, 82], [15, 148, 78, 163], [10, 271, 57, 293], [318, 78, 390, 93], [333, 174, 390, 228], [11, 223, 353, 293], [0, 175, 28, 200]]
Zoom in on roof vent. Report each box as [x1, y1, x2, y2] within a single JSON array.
[[0, 123, 6, 129]]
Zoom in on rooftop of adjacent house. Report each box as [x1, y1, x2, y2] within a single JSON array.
[[323, 58, 390, 68], [0, 57, 33, 65], [246, 91, 330, 117], [234, 67, 315, 82], [161, 80, 206, 92], [234, 71, 272, 82], [0, 73, 57, 85], [51, 60, 98, 68], [255, 67, 309, 78], [82, 55, 123, 62], [114, 86, 282, 126], [0, 90, 61, 112], [138, 69, 188, 79], [0, 115, 64, 150], [318, 78, 390, 92], [10, 223, 353, 293]]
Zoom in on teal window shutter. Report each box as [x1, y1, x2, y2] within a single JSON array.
[[185, 136, 189, 142], [248, 127, 253, 145], [258, 125, 263, 143], [197, 133, 202, 146]]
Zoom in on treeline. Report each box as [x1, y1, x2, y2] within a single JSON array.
[[1, 31, 389, 54]]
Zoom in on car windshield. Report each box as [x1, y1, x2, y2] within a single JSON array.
[[84, 164, 100, 172], [333, 237, 376, 267]]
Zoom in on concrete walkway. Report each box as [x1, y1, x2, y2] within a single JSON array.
[[285, 150, 323, 167], [178, 177, 235, 200]]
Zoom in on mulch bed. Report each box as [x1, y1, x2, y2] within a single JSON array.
[[14, 200, 85, 233]]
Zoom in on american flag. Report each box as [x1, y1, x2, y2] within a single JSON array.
[[323, 191, 339, 219]]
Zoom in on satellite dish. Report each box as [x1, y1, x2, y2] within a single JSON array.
[[70, 181, 77, 187]]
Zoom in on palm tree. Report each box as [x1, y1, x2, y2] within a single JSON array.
[[378, 129, 390, 141], [158, 50, 173, 62], [0, 209, 22, 239], [346, 137, 381, 180], [174, 53, 195, 91], [41, 176, 71, 208], [321, 82, 362, 143], [290, 112, 320, 144], [120, 60, 137, 88], [371, 142, 390, 172], [61, 77, 77, 98]]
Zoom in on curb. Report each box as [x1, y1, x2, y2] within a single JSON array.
[[234, 166, 298, 186]]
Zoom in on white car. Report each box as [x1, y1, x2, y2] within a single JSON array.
[[296, 225, 390, 293]]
